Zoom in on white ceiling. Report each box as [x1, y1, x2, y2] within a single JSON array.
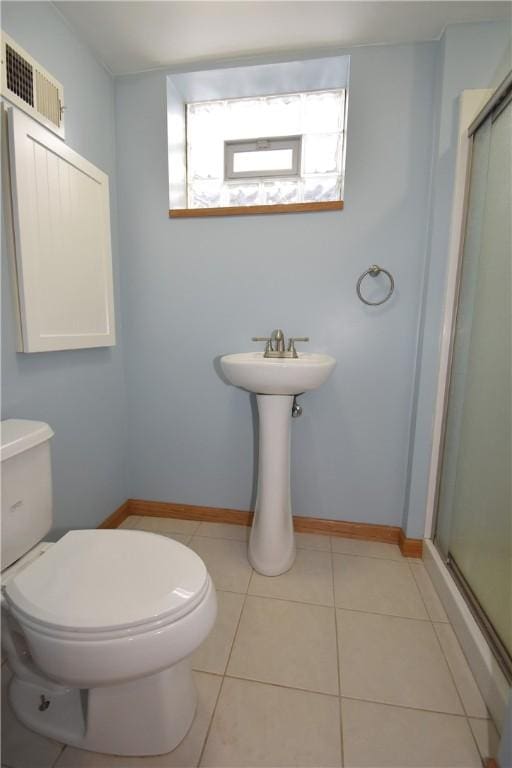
[[52, 1, 511, 76]]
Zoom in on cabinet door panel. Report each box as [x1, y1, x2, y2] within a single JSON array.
[[7, 107, 115, 352]]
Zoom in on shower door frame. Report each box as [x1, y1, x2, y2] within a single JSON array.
[[425, 74, 512, 681], [423, 87, 492, 541], [425, 74, 512, 539]]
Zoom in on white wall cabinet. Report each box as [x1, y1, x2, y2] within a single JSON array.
[[7, 107, 115, 352]]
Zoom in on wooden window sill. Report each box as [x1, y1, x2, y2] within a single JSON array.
[[169, 201, 343, 218]]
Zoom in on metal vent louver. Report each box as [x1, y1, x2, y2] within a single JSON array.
[[35, 70, 61, 127], [6, 43, 34, 107], [1, 32, 65, 138]]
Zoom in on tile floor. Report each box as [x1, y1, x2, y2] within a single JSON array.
[[1, 515, 500, 767]]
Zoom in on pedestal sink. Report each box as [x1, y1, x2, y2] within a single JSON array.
[[220, 351, 336, 576]]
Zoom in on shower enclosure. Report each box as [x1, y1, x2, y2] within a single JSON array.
[[433, 74, 512, 681]]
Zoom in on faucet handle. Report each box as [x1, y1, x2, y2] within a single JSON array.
[[287, 337, 310, 356], [252, 336, 272, 355]]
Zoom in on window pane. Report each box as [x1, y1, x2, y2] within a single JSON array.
[[228, 182, 261, 206], [225, 98, 266, 139], [188, 138, 223, 180], [303, 134, 342, 175], [233, 148, 294, 173], [264, 180, 300, 205], [303, 175, 340, 202], [225, 94, 301, 139], [187, 101, 226, 142], [303, 91, 344, 134], [188, 181, 222, 208]]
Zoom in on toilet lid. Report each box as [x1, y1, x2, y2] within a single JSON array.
[[4, 529, 209, 633]]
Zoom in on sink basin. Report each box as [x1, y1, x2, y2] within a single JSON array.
[[221, 352, 336, 395]]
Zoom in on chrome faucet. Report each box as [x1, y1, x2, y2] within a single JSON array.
[[271, 328, 285, 353], [252, 329, 309, 359]]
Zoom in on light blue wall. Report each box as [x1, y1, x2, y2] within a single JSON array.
[[2, 4, 508, 539], [404, 21, 511, 538], [1, 2, 127, 535], [116, 42, 437, 525]]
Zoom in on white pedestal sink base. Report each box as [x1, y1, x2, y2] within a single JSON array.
[[249, 394, 296, 576], [220, 350, 336, 576]]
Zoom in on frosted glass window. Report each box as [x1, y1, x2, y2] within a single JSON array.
[[186, 89, 346, 208], [234, 149, 293, 173], [226, 135, 301, 179]]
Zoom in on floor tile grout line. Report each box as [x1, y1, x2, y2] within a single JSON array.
[[406, 559, 450, 623], [406, 556, 435, 621], [191, 532, 249, 543], [210, 585, 437, 621], [223, 571, 253, 676], [338, 693, 486, 720], [390, 557, 431, 621], [407, 558, 440, 622], [431, 608, 472, 724], [330, 546, 344, 768], [191, 534, 402, 560], [126, 514, 202, 532], [217, 673, 478, 719], [192, 668, 224, 678], [331, 547, 404, 562], [255, 591, 433, 620], [431, 619, 493, 747], [467, 716, 500, 763], [196, 672, 226, 768], [197, 570, 253, 767], [463, 705, 493, 765], [334, 605, 432, 624], [467, 720, 491, 763], [51, 744, 66, 768], [468, 715, 496, 722], [404, 559, 472, 723], [190, 532, 332, 551], [432, 620, 494, 723], [223, 672, 341, 700]]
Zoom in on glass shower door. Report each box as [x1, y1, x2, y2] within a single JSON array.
[[435, 87, 512, 674]]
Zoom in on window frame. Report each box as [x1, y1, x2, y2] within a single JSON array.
[[168, 82, 348, 218], [224, 135, 302, 181]]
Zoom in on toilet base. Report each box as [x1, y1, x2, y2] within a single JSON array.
[[8, 659, 197, 756]]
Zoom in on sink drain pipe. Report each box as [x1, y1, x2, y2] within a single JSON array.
[[292, 396, 303, 418]]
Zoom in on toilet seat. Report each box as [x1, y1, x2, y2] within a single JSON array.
[[4, 529, 209, 635]]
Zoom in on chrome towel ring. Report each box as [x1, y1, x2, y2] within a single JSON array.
[[356, 264, 395, 306]]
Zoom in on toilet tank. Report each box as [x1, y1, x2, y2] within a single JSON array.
[[1, 420, 54, 569]]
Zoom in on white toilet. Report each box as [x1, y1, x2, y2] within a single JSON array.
[[1, 419, 217, 756]]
